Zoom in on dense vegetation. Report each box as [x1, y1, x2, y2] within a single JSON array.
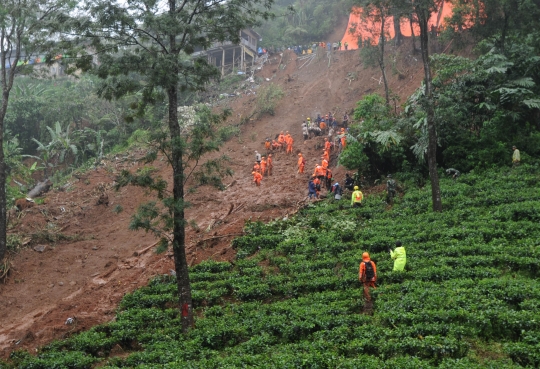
[[255, 0, 352, 48], [341, 33, 540, 182], [4, 165, 540, 368]]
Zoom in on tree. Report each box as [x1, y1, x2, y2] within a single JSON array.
[[412, 0, 442, 211], [71, 0, 273, 332], [0, 0, 73, 262]]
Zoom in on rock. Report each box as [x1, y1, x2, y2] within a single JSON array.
[[58, 282, 64, 286], [92, 246, 98, 250], [48, 284, 54, 288], [33, 245, 47, 253], [69, 281, 76, 286]]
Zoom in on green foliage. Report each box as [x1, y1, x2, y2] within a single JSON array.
[[255, 83, 284, 117], [10, 167, 540, 368]]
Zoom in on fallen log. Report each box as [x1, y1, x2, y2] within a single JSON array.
[[27, 179, 53, 199]]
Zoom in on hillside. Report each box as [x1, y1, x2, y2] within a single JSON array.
[[1, 40, 431, 356], [5, 164, 540, 368]]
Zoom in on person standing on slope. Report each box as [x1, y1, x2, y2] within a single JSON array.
[[351, 186, 363, 208], [359, 252, 377, 302], [297, 153, 305, 174], [308, 177, 317, 199], [255, 151, 261, 164], [388, 241, 406, 271], [260, 156, 267, 176], [512, 145, 521, 167], [267, 154, 273, 176]]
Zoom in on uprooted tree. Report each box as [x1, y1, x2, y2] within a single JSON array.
[[69, 0, 273, 332]]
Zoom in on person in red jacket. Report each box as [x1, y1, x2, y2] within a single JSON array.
[[358, 252, 377, 302]]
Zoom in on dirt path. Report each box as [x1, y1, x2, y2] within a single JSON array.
[[0, 37, 427, 357]]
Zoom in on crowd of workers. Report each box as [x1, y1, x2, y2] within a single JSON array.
[[259, 41, 351, 57]]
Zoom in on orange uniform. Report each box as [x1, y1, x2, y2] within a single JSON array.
[[313, 165, 324, 178], [321, 159, 329, 170], [253, 163, 261, 173], [359, 252, 377, 302], [322, 150, 329, 162], [297, 154, 305, 173], [313, 177, 321, 197], [265, 140, 271, 152], [278, 132, 286, 151], [341, 136, 347, 150], [267, 155, 273, 175], [324, 139, 332, 152], [285, 134, 293, 154], [320, 121, 327, 131], [252, 171, 262, 186], [260, 158, 267, 176]]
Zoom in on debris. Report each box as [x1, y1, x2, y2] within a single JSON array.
[[33, 245, 47, 253], [69, 281, 76, 286], [65, 317, 75, 325], [27, 179, 53, 199], [58, 282, 64, 286], [169, 269, 176, 276]]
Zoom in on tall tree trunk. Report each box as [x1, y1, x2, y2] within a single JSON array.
[[168, 0, 193, 332], [392, 13, 403, 46], [417, 6, 442, 212], [0, 96, 6, 261], [379, 9, 390, 106], [409, 14, 418, 54]]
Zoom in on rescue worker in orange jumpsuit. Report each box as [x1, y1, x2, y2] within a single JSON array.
[[325, 168, 333, 189], [340, 131, 347, 150], [359, 252, 377, 302], [313, 176, 321, 198], [260, 157, 267, 176], [278, 131, 286, 151], [321, 158, 329, 170], [320, 120, 327, 134], [286, 132, 294, 154], [252, 171, 262, 186], [267, 154, 273, 176], [264, 139, 271, 154], [253, 162, 261, 173], [322, 150, 330, 162], [324, 138, 332, 152], [297, 153, 305, 173]]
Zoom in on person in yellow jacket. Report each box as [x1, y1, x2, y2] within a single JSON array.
[[389, 240, 406, 271], [351, 186, 363, 208], [512, 145, 520, 167]]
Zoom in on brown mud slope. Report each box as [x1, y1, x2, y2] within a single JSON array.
[[0, 38, 434, 356]]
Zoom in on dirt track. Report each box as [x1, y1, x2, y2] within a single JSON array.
[[0, 34, 427, 357]]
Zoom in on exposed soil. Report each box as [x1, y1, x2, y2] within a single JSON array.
[[0, 32, 440, 357]]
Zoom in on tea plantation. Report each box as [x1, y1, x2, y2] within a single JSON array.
[[4, 166, 540, 368]]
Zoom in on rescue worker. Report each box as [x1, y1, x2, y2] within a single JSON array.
[[253, 162, 261, 174], [302, 122, 309, 140], [271, 139, 280, 151], [351, 185, 363, 207], [340, 133, 347, 150], [260, 157, 267, 176], [321, 158, 329, 170], [331, 182, 342, 200], [255, 151, 262, 164], [252, 171, 262, 186], [313, 164, 324, 181], [297, 153, 305, 174], [320, 119, 327, 134], [267, 154, 273, 176], [264, 139, 271, 154], [308, 177, 317, 199], [446, 168, 460, 181], [344, 173, 354, 191], [388, 241, 406, 272], [322, 150, 330, 162], [324, 137, 332, 152], [286, 132, 294, 154], [278, 131, 286, 151], [342, 113, 349, 128], [512, 146, 520, 167], [359, 252, 377, 302], [325, 168, 333, 189], [386, 174, 397, 204], [313, 176, 321, 198]]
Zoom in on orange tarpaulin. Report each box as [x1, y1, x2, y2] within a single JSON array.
[[341, 2, 454, 50]]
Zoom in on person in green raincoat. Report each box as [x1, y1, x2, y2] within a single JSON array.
[[389, 240, 406, 271]]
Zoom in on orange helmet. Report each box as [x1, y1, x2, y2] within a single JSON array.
[[252, 171, 256, 174], [298, 153, 302, 156], [324, 138, 328, 141]]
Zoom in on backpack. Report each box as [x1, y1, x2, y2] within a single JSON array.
[[363, 261, 375, 281]]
